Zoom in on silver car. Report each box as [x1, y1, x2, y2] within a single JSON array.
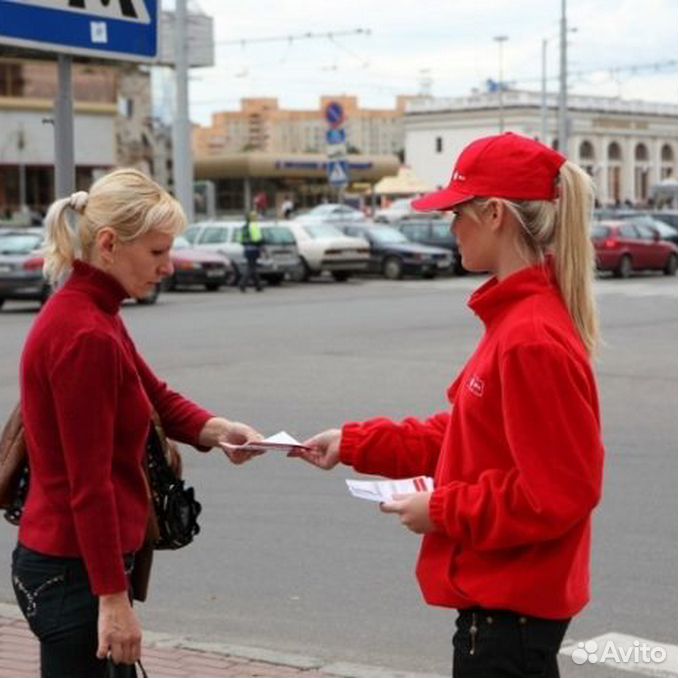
[[184, 221, 302, 286], [0, 229, 50, 309]]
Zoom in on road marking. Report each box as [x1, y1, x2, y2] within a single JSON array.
[[561, 633, 678, 676]]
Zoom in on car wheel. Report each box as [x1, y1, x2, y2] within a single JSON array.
[[382, 256, 404, 280], [0, 298, 4, 309], [614, 254, 632, 279], [663, 253, 678, 276], [265, 274, 284, 286], [137, 284, 160, 305], [422, 270, 438, 279], [331, 271, 351, 282], [205, 282, 221, 291]]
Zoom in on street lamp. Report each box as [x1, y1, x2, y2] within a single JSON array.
[[494, 35, 509, 133]]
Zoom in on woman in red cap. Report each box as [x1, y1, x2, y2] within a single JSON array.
[[293, 133, 605, 678]]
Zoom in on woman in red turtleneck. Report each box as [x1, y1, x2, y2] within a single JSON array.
[[13, 169, 262, 678], [293, 134, 605, 678]]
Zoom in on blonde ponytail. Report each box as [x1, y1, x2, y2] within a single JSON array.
[[554, 162, 599, 356], [43, 197, 80, 286], [42, 169, 185, 287]]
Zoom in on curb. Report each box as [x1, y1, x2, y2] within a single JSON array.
[[0, 602, 447, 678]]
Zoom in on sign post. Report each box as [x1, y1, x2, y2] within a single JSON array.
[[0, 0, 159, 200], [325, 101, 349, 200]]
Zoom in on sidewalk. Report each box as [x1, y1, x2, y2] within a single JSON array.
[[0, 603, 445, 678]]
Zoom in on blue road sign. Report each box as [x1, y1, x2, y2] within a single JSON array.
[[327, 160, 349, 188], [0, 0, 158, 61], [326, 128, 346, 145], [325, 101, 345, 128]]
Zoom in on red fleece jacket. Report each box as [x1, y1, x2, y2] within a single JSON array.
[[340, 263, 604, 619], [19, 261, 213, 595]]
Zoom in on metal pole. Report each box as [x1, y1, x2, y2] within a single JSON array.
[[17, 125, 27, 210], [494, 36, 508, 133], [541, 39, 548, 144], [558, 0, 568, 156], [54, 54, 75, 199], [172, 0, 194, 221]]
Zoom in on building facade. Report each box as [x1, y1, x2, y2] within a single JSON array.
[[404, 90, 678, 207], [0, 57, 160, 217], [193, 95, 417, 158]]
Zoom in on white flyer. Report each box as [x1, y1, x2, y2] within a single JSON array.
[[345, 476, 434, 503]]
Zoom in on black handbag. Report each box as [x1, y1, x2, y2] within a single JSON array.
[[145, 420, 201, 550]]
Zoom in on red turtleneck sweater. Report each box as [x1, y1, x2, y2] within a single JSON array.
[[19, 261, 213, 595], [340, 263, 604, 619]]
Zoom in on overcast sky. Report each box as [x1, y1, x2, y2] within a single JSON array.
[[171, 0, 677, 126]]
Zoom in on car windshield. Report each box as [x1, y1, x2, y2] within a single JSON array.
[[172, 236, 191, 250], [308, 205, 337, 215], [263, 226, 296, 245], [303, 224, 344, 239], [184, 227, 199, 243], [369, 227, 409, 244], [0, 234, 43, 254]]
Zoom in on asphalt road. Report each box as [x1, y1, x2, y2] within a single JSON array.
[[0, 273, 676, 676]]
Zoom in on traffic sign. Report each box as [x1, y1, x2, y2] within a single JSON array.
[[0, 0, 159, 61], [327, 160, 349, 188], [324, 101, 345, 128], [326, 128, 346, 145]]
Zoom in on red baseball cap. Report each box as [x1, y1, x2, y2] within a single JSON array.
[[412, 132, 567, 212]]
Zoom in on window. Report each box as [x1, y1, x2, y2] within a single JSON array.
[[608, 142, 622, 161], [619, 224, 638, 239], [435, 136, 443, 153], [579, 140, 595, 160], [661, 144, 674, 162], [401, 223, 430, 241], [184, 226, 200, 243], [432, 223, 453, 240], [635, 224, 656, 241], [201, 227, 229, 244], [635, 144, 649, 162]]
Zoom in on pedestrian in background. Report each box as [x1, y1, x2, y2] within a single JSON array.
[[239, 212, 264, 292], [280, 195, 294, 219], [13, 168, 263, 678], [292, 133, 605, 678]]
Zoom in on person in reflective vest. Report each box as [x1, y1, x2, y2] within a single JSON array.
[[239, 213, 263, 292]]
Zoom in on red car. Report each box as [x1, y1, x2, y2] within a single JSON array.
[[165, 236, 234, 291], [592, 220, 678, 278]]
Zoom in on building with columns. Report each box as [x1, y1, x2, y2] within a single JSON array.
[[404, 90, 678, 207]]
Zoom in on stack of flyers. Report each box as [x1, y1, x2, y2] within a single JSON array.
[[345, 476, 434, 503]]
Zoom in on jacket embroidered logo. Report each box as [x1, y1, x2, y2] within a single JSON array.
[[467, 375, 485, 397]]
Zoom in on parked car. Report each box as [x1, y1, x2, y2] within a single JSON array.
[[286, 222, 370, 281], [649, 210, 678, 230], [391, 217, 465, 274], [591, 220, 678, 277], [164, 236, 234, 291], [0, 229, 50, 308], [184, 221, 301, 285], [374, 198, 416, 223], [337, 223, 453, 279], [294, 203, 366, 225], [614, 214, 678, 245]]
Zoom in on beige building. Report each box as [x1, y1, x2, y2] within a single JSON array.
[[193, 95, 417, 158], [0, 56, 160, 216], [404, 90, 678, 207]]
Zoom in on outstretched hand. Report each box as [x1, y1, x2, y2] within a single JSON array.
[[200, 417, 265, 464], [288, 428, 342, 470]]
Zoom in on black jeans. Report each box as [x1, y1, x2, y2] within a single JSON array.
[[452, 608, 570, 678], [239, 250, 262, 291], [12, 543, 137, 678]]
